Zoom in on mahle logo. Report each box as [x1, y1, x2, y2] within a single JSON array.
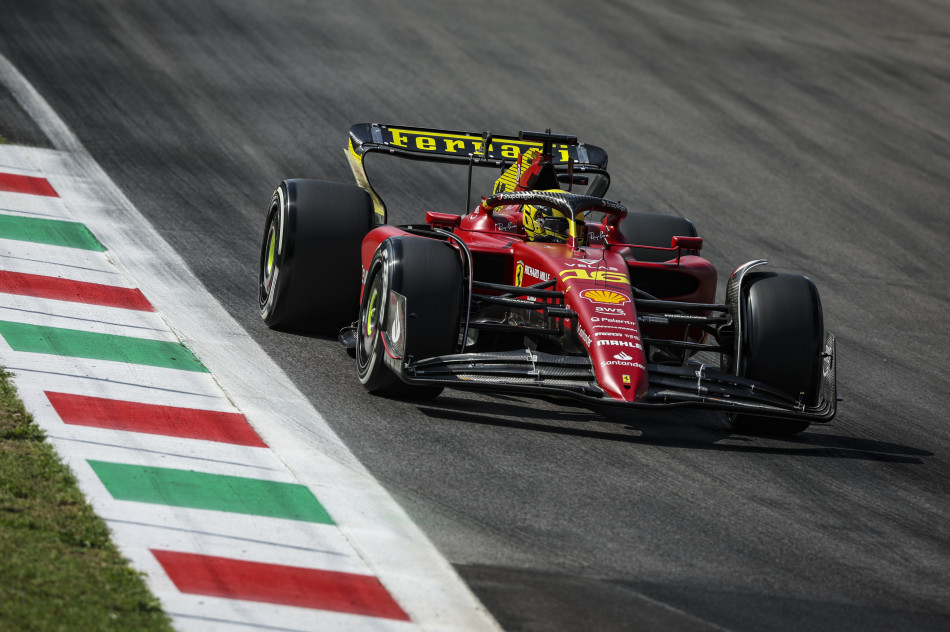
[[595, 340, 641, 349]]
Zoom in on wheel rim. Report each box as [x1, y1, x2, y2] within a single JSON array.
[[263, 224, 277, 288], [259, 205, 280, 309], [357, 263, 386, 376]]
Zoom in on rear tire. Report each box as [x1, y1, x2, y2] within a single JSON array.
[[618, 212, 698, 262], [357, 237, 463, 399], [258, 179, 373, 333], [731, 272, 823, 435]]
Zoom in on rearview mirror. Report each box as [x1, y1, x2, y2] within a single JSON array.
[[671, 236, 703, 251]]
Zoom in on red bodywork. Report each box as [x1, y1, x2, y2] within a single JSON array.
[[359, 175, 717, 406]]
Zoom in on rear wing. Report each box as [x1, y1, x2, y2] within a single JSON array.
[[346, 123, 610, 223]]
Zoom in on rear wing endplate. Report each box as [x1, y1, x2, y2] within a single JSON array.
[[345, 123, 610, 223]]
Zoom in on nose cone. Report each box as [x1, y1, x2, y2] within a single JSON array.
[[554, 248, 651, 403], [573, 304, 649, 402], [590, 345, 649, 402]]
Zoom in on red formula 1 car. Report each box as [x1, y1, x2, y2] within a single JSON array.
[[259, 124, 837, 434]]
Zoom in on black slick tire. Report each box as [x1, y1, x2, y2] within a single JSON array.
[[357, 236, 463, 399], [258, 179, 373, 333], [731, 271, 824, 435]]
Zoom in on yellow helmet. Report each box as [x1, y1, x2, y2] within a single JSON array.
[[522, 192, 583, 244]]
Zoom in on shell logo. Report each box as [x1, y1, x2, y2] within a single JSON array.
[[580, 289, 630, 305]]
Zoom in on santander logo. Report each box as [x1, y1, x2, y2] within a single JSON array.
[[600, 350, 646, 369]]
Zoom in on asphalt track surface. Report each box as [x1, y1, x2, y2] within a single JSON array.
[[2, 1, 950, 630]]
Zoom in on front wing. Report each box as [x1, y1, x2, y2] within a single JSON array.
[[399, 334, 838, 423]]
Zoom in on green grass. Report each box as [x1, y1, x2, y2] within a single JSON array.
[[0, 369, 173, 632], [0, 133, 8, 144]]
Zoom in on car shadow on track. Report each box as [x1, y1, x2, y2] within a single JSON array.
[[416, 395, 931, 464]]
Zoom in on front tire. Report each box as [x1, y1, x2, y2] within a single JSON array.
[[258, 179, 373, 333], [357, 237, 463, 399], [731, 272, 824, 435]]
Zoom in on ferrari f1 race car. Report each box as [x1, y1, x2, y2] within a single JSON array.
[[258, 124, 837, 434]]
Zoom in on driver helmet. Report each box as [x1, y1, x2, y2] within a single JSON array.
[[522, 192, 583, 244]]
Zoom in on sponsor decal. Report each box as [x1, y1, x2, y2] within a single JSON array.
[[595, 340, 643, 349], [516, 260, 551, 286], [590, 316, 637, 325], [579, 289, 630, 305], [382, 127, 575, 163], [597, 340, 628, 347], [494, 220, 517, 232], [560, 269, 628, 284], [599, 350, 645, 369], [594, 306, 625, 315], [577, 325, 592, 347], [601, 360, 646, 369], [562, 259, 617, 270], [592, 325, 641, 335], [593, 331, 641, 341], [586, 228, 606, 244], [622, 374, 631, 385]]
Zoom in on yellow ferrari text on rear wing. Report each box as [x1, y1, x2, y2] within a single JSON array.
[[345, 123, 610, 223]]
